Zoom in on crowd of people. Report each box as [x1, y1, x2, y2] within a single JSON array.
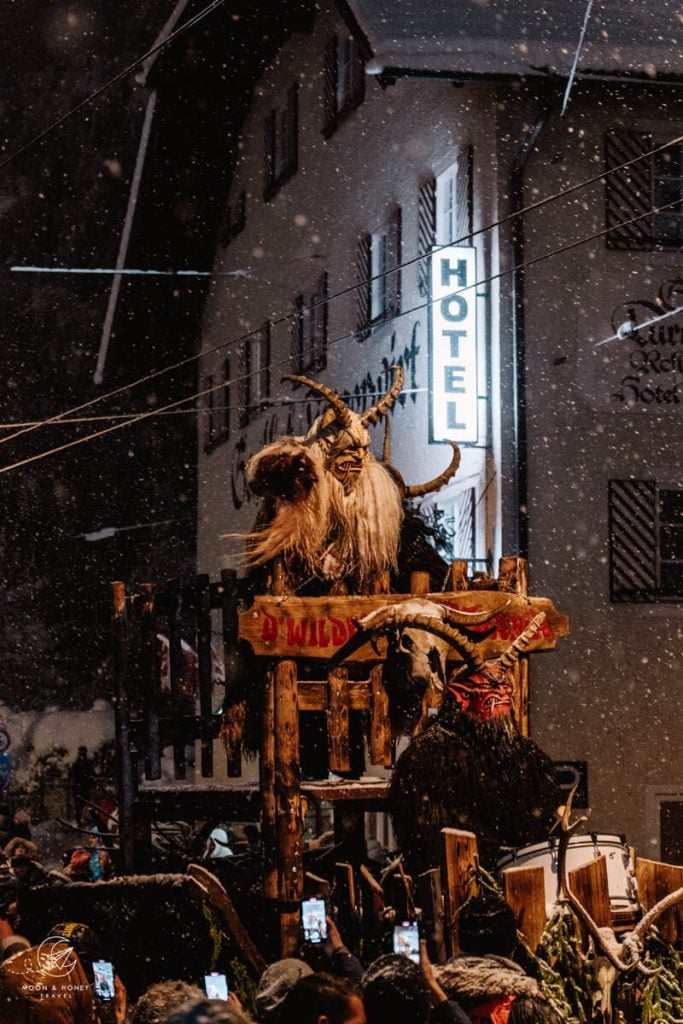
[[0, 791, 567, 1024]]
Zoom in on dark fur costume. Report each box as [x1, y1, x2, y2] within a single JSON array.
[[389, 698, 561, 873]]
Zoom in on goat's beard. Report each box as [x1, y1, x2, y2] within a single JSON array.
[[244, 442, 403, 592]]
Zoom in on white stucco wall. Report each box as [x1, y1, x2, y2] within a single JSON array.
[[197, 1, 502, 578], [521, 83, 683, 857]]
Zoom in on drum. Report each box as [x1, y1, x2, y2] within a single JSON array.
[[497, 833, 639, 920]]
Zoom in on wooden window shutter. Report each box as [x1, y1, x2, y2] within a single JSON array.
[[455, 145, 473, 243], [351, 39, 366, 108], [261, 322, 271, 399], [238, 342, 250, 427], [222, 358, 230, 438], [263, 110, 275, 198], [287, 83, 299, 175], [386, 205, 402, 319], [417, 176, 436, 296], [605, 132, 654, 249], [355, 233, 371, 341], [608, 479, 657, 602], [315, 271, 328, 369], [323, 37, 338, 135], [205, 374, 216, 450], [291, 295, 304, 374]]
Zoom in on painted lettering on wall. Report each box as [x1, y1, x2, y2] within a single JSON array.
[[610, 279, 683, 408]]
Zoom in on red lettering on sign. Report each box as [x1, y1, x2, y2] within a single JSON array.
[[318, 618, 331, 647], [330, 616, 348, 646], [287, 619, 309, 646], [261, 610, 279, 643]]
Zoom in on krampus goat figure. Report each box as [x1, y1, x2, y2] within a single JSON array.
[[351, 607, 561, 873], [243, 366, 460, 594]]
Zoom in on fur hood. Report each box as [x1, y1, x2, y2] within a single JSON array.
[[434, 955, 539, 1009]]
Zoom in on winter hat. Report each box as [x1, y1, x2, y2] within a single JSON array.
[[0, 933, 31, 962], [4, 837, 39, 860], [50, 921, 106, 968], [362, 953, 430, 1024], [458, 892, 518, 958], [434, 954, 538, 1010], [255, 958, 313, 1022]]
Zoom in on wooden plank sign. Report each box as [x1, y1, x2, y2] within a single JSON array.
[[441, 828, 478, 956], [502, 865, 547, 953], [239, 592, 568, 661], [568, 855, 612, 931], [636, 857, 683, 949]]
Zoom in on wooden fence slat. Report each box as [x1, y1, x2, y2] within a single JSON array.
[[369, 665, 392, 767], [112, 581, 136, 873], [441, 828, 478, 956], [636, 857, 683, 949], [220, 568, 242, 777], [568, 855, 612, 930], [274, 659, 303, 901], [195, 574, 214, 778], [261, 666, 277, 901], [140, 583, 161, 781], [502, 865, 547, 953], [328, 668, 350, 772], [417, 868, 446, 963], [498, 555, 530, 734], [167, 581, 186, 780], [187, 864, 267, 978]]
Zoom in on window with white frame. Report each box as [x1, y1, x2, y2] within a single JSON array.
[[238, 324, 271, 427], [356, 207, 401, 339], [436, 152, 473, 246], [323, 34, 365, 137]]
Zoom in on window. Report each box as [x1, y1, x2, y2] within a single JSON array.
[[609, 479, 683, 602], [292, 272, 328, 374], [220, 190, 246, 248], [238, 324, 271, 427], [355, 207, 401, 340], [436, 152, 473, 246], [605, 133, 683, 249], [264, 84, 298, 201], [204, 360, 231, 452], [417, 150, 472, 296], [323, 35, 365, 137]]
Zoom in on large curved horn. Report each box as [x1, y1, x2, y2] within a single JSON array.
[[405, 443, 461, 498], [498, 613, 546, 670], [441, 601, 509, 631], [282, 374, 354, 430], [361, 365, 405, 426]]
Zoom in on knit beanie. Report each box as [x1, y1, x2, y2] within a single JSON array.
[[255, 959, 313, 1022]]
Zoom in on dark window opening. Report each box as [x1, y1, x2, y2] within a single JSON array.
[[605, 133, 683, 250], [323, 34, 365, 138], [238, 324, 271, 427], [609, 479, 683, 602], [292, 272, 328, 374], [264, 84, 298, 201], [220, 190, 246, 247]]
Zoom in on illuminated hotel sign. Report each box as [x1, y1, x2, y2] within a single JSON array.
[[429, 246, 478, 444]]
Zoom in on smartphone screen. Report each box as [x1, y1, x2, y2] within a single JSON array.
[[204, 973, 229, 1000], [301, 897, 327, 943], [393, 921, 420, 964], [93, 960, 115, 1001]]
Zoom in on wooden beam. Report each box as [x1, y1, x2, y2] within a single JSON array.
[[502, 865, 547, 953], [416, 868, 446, 964], [274, 659, 303, 904], [498, 556, 529, 734], [369, 665, 392, 767], [327, 668, 350, 773], [187, 864, 267, 978], [239, 591, 568, 661], [261, 666, 277, 901], [441, 828, 478, 956]]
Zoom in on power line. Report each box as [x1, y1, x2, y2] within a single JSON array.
[[0, 0, 227, 174], [1, 195, 679, 478], [3, 128, 683, 454]]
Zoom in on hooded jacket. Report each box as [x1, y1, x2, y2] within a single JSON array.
[[0, 937, 98, 1024], [434, 955, 539, 1024]]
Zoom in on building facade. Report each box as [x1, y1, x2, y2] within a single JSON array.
[[197, 1, 683, 860]]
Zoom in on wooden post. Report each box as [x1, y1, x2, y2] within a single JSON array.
[[441, 828, 478, 956], [417, 868, 446, 963], [262, 667, 278, 901], [498, 555, 530, 735], [328, 668, 350, 773], [112, 582, 136, 873], [636, 857, 683, 948], [195, 574, 214, 778], [274, 657, 303, 954], [140, 583, 161, 781], [502, 865, 547, 953], [369, 664, 392, 767], [449, 560, 469, 592], [410, 571, 431, 596]]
